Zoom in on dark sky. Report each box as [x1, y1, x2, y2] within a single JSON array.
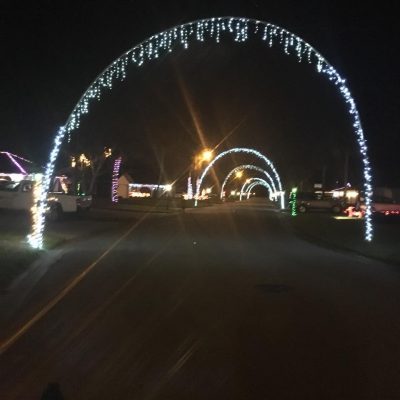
[[1, 1, 398, 190]]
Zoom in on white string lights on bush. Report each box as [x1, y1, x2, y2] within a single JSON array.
[[220, 164, 279, 200], [196, 147, 284, 208], [29, 16, 374, 248]]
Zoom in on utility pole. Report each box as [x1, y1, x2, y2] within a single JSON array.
[[322, 165, 327, 190], [343, 150, 349, 186]]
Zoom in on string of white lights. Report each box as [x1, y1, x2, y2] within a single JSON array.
[[245, 181, 273, 200], [220, 164, 279, 200], [1, 151, 28, 174], [29, 17, 373, 248], [195, 147, 283, 208], [240, 177, 273, 201], [0, 151, 35, 165]]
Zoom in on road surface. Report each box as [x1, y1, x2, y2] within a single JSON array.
[[1, 200, 400, 399]]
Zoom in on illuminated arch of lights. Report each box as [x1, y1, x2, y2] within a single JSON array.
[[28, 16, 373, 248], [220, 164, 279, 200], [245, 181, 273, 200], [196, 147, 283, 209], [240, 177, 273, 201]]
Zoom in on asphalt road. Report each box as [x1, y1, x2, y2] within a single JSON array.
[[1, 200, 400, 399]]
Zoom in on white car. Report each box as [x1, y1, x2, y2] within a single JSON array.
[[0, 180, 92, 220]]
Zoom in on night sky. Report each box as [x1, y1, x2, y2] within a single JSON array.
[[1, 1, 398, 191]]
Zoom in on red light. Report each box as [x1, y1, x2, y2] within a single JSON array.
[[380, 210, 400, 216]]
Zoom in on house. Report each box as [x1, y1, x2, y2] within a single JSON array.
[[116, 173, 173, 199], [117, 173, 133, 199], [0, 151, 42, 182]]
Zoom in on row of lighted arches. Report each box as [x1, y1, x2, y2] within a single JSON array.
[[220, 164, 278, 200], [193, 148, 283, 207], [194, 147, 285, 209], [27, 16, 374, 248]]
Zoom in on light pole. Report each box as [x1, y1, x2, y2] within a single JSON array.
[[225, 172, 246, 201], [189, 148, 213, 201], [235, 170, 243, 179], [233, 172, 245, 201]]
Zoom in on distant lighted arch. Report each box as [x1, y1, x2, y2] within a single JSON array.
[[29, 16, 373, 248], [240, 177, 273, 201], [220, 164, 278, 199], [196, 147, 283, 208], [245, 181, 272, 199]]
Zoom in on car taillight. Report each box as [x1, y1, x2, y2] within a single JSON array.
[[381, 210, 400, 215]]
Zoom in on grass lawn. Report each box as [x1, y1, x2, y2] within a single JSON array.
[[286, 212, 400, 265], [0, 232, 65, 291], [0, 234, 40, 291]]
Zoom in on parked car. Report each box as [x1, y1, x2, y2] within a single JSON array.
[[291, 191, 345, 214], [361, 195, 400, 216], [0, 179, 92, 220]]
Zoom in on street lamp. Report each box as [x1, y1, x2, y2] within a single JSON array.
[[188, 148, 214, 200], [235, 170, 243, 179], [195, 148, 213, 169], [200, 149, 213, 163]]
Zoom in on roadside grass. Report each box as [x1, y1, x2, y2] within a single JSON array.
[[0, 231, 41, 291], [0, 232, 65, 291], [0, 235, 39, 291], [286, 212, 400, 265]]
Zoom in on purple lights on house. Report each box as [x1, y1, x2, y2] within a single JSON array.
[[111, 157, 122, 203], [0, 151, 30, 174]]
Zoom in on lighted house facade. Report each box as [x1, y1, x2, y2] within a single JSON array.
[[117, 173, 133, 199], [116, 173, 173, 199]]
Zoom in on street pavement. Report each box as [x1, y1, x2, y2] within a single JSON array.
[[1, 199, 400, 399]]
